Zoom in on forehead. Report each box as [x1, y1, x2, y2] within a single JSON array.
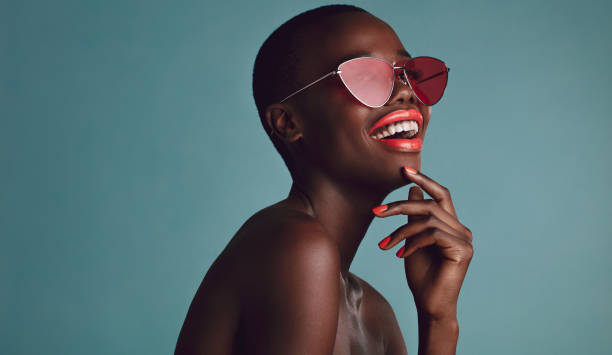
[[295, 12, 410, 80]]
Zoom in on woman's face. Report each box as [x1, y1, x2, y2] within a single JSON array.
[[288, 12, 432, 192]]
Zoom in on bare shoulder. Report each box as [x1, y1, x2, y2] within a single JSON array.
[[234, 205, 340, 269], [350, 273, 409, 355], [235, 206, 342, 354], [174, 206, 341, 355], [244, 207, 341, 289]]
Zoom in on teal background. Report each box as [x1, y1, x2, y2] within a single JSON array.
[[2, 0, 611, 354]]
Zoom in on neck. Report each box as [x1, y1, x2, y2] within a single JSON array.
[[287, 172, 390, 277]]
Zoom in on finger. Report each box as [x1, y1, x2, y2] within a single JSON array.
[[408, 186, 425, 224], [408, 185, 424, 201], [374, 199, 471, 239], [396, 228, 474, 263], [378, 215, 471, 250], [402, 167, 457, 217]]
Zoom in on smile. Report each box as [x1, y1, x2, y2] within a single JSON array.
[[368, 109, 423, 152]]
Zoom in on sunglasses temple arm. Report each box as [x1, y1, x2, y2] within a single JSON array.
[[279, 71, 338, 103], [415, 68, 450, 84]]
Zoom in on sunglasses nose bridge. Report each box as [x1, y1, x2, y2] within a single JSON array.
[[387, 65, 420, 106], [393, 66, 410, 86]]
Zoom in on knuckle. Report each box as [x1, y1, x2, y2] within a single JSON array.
[[425, 215, 437, 226], [440, 185, 451, 196], [466, 244, 474, 259], [421, 227, 436, 237], [391, 227, 404, 239], [430, 227, 444, 237], [393, 227, 406, 241], [463, 226, 473, 240]]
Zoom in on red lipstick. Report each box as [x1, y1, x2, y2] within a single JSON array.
[[368, 109, 423, 152]]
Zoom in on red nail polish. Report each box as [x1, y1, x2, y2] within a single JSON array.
[[378, 236, 391, 249], [396, 246, 406, 257], [403, 166, 417, 175], [372, 204, 388, 215]]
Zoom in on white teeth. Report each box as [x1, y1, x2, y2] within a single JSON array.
[[370, 120, 419, 139]]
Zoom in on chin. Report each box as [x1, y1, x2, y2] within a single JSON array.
[[383, 155, 422, 192], [402, 155, 421, 171], [361, 165, 418, 197]]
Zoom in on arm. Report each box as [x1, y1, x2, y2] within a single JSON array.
[[375, 168, 473, 355], [246, 226, 341, 355], [383, 302, 458, 355], [378, 284, 458, 355], [416, 314, 459, 355]]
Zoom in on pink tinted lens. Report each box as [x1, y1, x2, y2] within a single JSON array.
[[338, 57, 394, 107], [404, 56, 448, 106]]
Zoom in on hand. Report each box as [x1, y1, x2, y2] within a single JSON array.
[[373, 167, 473, 320]]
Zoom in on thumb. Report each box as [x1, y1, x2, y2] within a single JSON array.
[[408, 186, 425, 223], [408, 185, 424, 201]]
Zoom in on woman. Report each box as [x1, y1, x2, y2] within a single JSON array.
[[175, 5, 473, 355]]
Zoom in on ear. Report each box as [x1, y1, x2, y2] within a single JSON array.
[[264, 105, 303, 143]]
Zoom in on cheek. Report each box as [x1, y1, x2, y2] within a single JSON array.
[[301, 113, 369, 168], [319, 110, 369, 154], [294, 92, 376, 170], [301, 117, 349, 158]]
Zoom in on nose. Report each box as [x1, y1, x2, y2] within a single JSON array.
[[385, 72, 418, 106]]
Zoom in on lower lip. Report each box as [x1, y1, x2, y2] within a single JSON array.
[[374, 137, 422, 152]]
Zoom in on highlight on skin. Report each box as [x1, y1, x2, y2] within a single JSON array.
[[175, 5, 473, 355]]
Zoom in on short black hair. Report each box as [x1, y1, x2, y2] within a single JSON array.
[[252, 5, 368, 173]]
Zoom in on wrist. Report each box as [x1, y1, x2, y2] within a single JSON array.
[[417, 313, 459, 355], [417, 305, 457, 323], [418, 315, 459, 333]]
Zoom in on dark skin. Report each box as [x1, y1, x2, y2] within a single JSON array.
[[175, 11, 473, 355]]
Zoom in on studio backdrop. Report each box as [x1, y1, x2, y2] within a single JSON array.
[[2, 0, 611, 354]]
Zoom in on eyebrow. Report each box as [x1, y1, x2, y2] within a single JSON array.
[[337, 51, 372, 63], [337, 49, 412, 65], [397, 49, 412, 58]]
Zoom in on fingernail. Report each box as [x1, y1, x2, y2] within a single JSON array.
[[372, 204, 388, 215], [396, 246, 406, 257], [403, 166, 418, 175], [378, 236, 391, 249]]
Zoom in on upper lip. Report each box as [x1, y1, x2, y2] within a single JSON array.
[[367, 108, 424, 136]]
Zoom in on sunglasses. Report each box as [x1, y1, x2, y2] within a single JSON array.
[[279, 56, 450, 107]]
